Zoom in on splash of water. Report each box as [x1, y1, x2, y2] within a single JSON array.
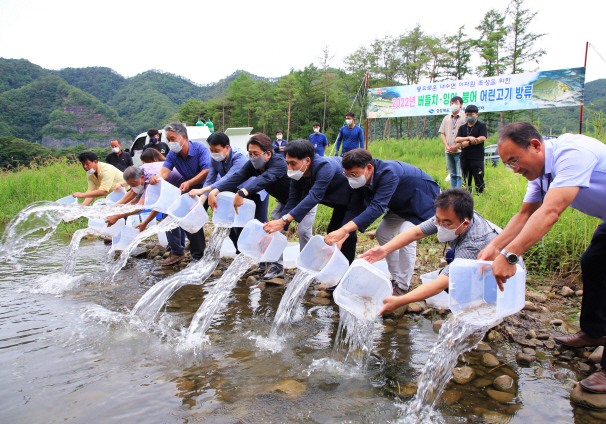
[[62, 228, 102, 275], [107, 217, 180, 280], [397, 305, 497, 423], [184, 253, 258, 344], [130, 226, 231, 322], [268, 270, 314, 340], [333, 308, 378, 367]]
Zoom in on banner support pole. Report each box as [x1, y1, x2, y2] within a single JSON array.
[[364, 70, 369, 149], [579, 41, 589, 134]]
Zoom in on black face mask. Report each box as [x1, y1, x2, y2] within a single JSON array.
[[151, 138, 159, 144]]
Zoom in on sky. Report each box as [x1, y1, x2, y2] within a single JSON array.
[[1, 0, 605, 86]]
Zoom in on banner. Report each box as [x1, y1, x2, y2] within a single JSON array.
[[366, 67, 585, 119]]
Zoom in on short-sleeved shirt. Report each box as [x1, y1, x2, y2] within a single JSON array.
[[419, 211, 500, 276], [439, 113, 466, 153], [163, 141, 211, 190], [309, 133, 328, 156], [87, 162, 124, 193], [105, 151, 133, 172], [457, 121, 488, 160], [142, 141, 170, 156], [523, 134, 606, 221]]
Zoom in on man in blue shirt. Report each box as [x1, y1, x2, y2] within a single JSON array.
[[263, 140, 356, 264], [335, 112, 364, 156], [309, 122, 328, 156], [478, 122, 606, 395], [149, 122, 211, 262], [272, 130, 288, 157], [325, 148, 439, 294]]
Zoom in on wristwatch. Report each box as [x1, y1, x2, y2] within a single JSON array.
[[281, 215, 290, 223], [236, 189, 246, 198], [500, 249, 519, 265]]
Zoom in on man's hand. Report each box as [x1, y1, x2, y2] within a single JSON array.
[[461, 140, 470, 148], [325, 228, 348, 246], [492, 254, 517, 292], [105, 215, 120, 226], [135, 222, 148, 232], [189, 187, 209, 197], [208, 189, 219, 210], [477, 244, 500, 261], [378, 296, 403, 316], [149, 175, 161, 185], [179, 181, 192, 193], [263, 219, 285, 234], [233, 193, 245, 214], [359, 246, 387, 263]]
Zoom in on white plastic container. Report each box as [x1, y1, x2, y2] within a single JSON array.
[[106, 186, 127, 204], [283, 242, 300, 269], [111, 226, 140, 251], [420, 270, 450, 310], [87, 218, 125, 237], [220, 238, 237, 258], [157, 231, 168, 247], [333, 259, 392, 320], [126, 214, 141, 227], [372, 260, 390, 279], [237, 219, 287, 262], [167, 194, 208, 233], [144, 179, 181, 213], [448, 258, 526, 323], [56, 195, 78, 205], [296, 235, 349, 287], [212, 192, 256, 227]]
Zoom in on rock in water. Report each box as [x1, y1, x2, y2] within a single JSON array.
[[493, 375, 514, 391], [481, 353, 500, 367], [271, 379, 306, 398], [452, 366, 476, 384], [570, 384, 606, 410]]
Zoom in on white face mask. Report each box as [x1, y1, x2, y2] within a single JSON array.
[[86, 168, 96, 175], [211, 152, 226, 162], [348, 174, 366, 189], [436, 220, 467, 242], [131, 184, 145, 194], [277, 134, 283, 140], [112, 147, 120, 153], [345, 119, 353, 126], [313, 127, 320, 133], [168, 141, 182, 153], [287, 162, 307, 180], [450, 105, 461, 114]]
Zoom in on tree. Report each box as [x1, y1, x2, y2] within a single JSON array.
[[504, 0, 546, 74], [442, 27, 473, 80], [474, 9, 508, 77]]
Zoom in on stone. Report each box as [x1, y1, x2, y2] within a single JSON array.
[[383, 326, 395, 334], [523, 301, 538, 311], [396, 329, 409, 336], [432, 320, 444, 333], [482, 411, 511, 423], [516, 352, 536, 365], [452, 366, 476, 384], [316, 283, 329, 291], [522, 348, 536, 355], [481, 353, 500, 367], [589, 346, 604, 364], [513, 337, 536, 348], [526, 291, 547, 303], [442, 390, 462, 405], [475, 342, 492, 352], [399, 383, 418, 396], [365, 230, 376, 240], [315, 290, 331, 298], [560, 286, 575, 297], [493, 375, 515, 391], [575, 290, 584, 297], [578, 362, 592, 373], [527, 329, 537, 339], [256, 281, 266, 291], [536, 333, 550, 340], [550, 319, 564, 326], [486, 389, 515, 403], [271, 379, 306, 398], [266, 278, 286, 286], [246, 276, 258, 287], [570, 383, 606, 410], [163, 251, 171, 258], [407, 302, 425, 313], [473, 377, 493, 388], [310, 297, 331, 306], [544, 340, 556, 349], [487, 330, 504, 342], [212, 269, 222, 278]]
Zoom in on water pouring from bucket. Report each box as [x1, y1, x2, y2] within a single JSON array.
[[166, 194, 208, 234]]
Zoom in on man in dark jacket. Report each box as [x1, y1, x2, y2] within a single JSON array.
[[325, 148, 439, 294]]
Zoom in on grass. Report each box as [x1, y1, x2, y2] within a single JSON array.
[[1, 140, 600, 276]]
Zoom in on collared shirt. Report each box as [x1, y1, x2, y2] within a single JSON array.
[[335, 125, 364, 155], [419, 212, 500, 276], [142, 141, 170, 156], [205, 147, 247, 189], [309, 132, 328, 156], [163, 141, 211, 190], [105, 151, 133, 172], [523, 134, 606, 221], [439, 113, 465, 152], [347, 159, 440, 232], [87, 162, 124, 193]]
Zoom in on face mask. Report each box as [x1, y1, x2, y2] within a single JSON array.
[[277, 134, 283, 140], [287, 162, 307, 180], [250, 155, 267, 170], [450, 105, 461, 114], [436, 220, 466, 242], [345, 119, 353, 126], [466, 115, 477, 124], [313, 127, 320, 133], [211, 152, 226, 162], [168, 141, 182, 153], [150, 137, 159, 144], [86, 168, 96, 175], [112, 147, 120, 153], [348, 174, 367, 189], [131, 184, 145, 194]]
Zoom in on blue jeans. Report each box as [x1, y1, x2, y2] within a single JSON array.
[[446, 152, 462, 188]]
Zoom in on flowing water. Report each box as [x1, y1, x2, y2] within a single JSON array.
[[62, 228, 102, 275], [0, 233, 599, 422], [333, 308, 380, 367], [131, 226, 231, 323], [268, 270, 315, 340], [184, 253, 258, 346]]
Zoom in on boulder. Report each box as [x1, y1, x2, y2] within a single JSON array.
[[515, 352, 536, 365], [570, 383, 606, 410], [481, 353, 500, 367], [452, 366, 476, 384], [486, 389, 515, 403], [475, 342, 492, 352], [493, 375, 515, 391]]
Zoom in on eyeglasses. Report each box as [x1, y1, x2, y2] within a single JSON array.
[[503, 158, 520, 169]]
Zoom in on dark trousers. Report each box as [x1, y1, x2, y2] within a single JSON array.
[[579, 222, 606, 367], [461, 157, 485, 193], [327, 206, 357, 263], [185, 227, 205, 260], [166, 227, 186, 255]]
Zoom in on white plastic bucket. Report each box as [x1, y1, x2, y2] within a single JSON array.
[[420, 270, 450, 310], [167, 194, 208, 234], [220, 238, 237, 258], [56, 195, 78, 205], [237, 219, 287, 262], [111, 226, 140, 251], [333, 259, 392, 320], [283, 242, 300, 269], [157, 231, 168, 247], [212, 192, 256, 227], [106, 186, 127, 204], [144, 179, 181, 213], [448, 258, 526, 323], [372, 260, 390, 279], [87, 218, 125, 237], [296, 235, 349, 287]]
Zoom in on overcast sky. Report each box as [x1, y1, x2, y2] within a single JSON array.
[[1, 0, 605, 86]]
